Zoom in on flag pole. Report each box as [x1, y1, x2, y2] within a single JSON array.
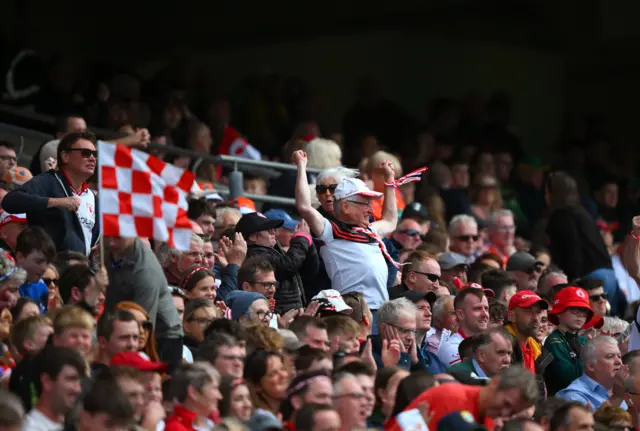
[[97, 141, 105, 269]]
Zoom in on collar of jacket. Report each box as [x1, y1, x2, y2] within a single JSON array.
[[505, 323, 542, 359]]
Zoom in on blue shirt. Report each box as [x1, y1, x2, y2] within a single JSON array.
[[19, 280, 48, 313], [472, 359, 489, 378], [556, 374, 627, 411]]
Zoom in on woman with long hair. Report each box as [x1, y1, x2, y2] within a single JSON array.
[[244, 349, 290, 416], [114, 301, 160, 362], [180, 266, 217, 302], [218, 376, 253, 423]]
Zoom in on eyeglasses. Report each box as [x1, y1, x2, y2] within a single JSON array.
[[249, 281, 278, 289], [67, 148, 98, 159], [398, 229, 421, 237], [0, 155, 17, 162], [186, 251, 205, 259], [254, 310, 274, 320], [42, 278, 58, 286], [456, 235, 479, 242], [347, 200, 373, 208], [411, 270, 440, 283], [187, 316, 215, 327], [333, 391, 364, 400], [140, 320, 153, 331], [316, 184, 338, 194], [590, 293, 608, 302], [388, 322, 417, 336]]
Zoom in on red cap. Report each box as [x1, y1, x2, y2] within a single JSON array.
[[463, 282, 496, 298], [508, 290, 549, 311], [582, 314, 604, 330], [548, 286, 594, 325], [111, 352, 168, 373]]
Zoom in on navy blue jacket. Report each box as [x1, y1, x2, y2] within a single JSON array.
[[3, 171, 100, 254]]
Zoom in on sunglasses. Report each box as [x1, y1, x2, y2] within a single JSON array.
[[67, 148, 98, 158], [399, 229, 421, 237], [589, 293, 608, 302], [42, 278, 58, 286], [316, 184, 338, 193], [141, 320, 153, 330], [457, 235, 479, 242], [411, 270, 440, 283]]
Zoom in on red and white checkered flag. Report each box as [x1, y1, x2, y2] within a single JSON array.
[[98, 142, 195, 251]]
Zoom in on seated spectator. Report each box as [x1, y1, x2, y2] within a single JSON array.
[[489, 300, 507, 327], [3, 132, 100, 255], [0, 389, 24, 430], [506, 290, 548, 375], [94, 309, 140, 372], [448, 327, 513, 380], [386, 366, 538, 430], [481, 269, 517, 307], [51, 306, 94, 360], [159, 233, 205, 286], [438, 251, 469, 286], [389, 218, 424, 252], [332, 371, 368, 430], [486, 209, 517, 266], [180, 266, 216, 302], [389, 372, 438, 417], [164, 362, 222, 431], [244, 324, 284, 354], [244, 350, 289, 417], [323, 315, 361, 354], [389, 251, 441, 299], [396, 290, 437, 362], [0, 212, 26, 258], [294, 403, 341, 431], [574, 276, 609, 319], [342, 292, 374, 341], [448, 215, 479, 265], [110, 364, 165, 431], [556, 336, 626, 410], [335, 361, 376, 421], [53, 250, 89, 275], [196, 332, 245, 378], [537, 269, 569, 299], [214, 207, 242, 241], [593, 405, 632, 430], [10, 297, 39, 323], [0, 141, 17, 178], [226, 291, 270, 326], [294, 346, 333, 375], [15, 227, 56, 312], [187, 198, 215, 239], [114, 301, 161, 362], [238, 257, 278, 327], [218, 375, 254, 423], [289, 316, 330, 352], [183, 297, 218, 355], [549, 401, 595, 431], [58, 264, 105, 317], [281, 371, 333, 423], [427, 295, 456, 354]]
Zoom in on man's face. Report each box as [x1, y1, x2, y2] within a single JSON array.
[[214, 344, 246, 378], [250, 229, 277, 248], [342, 197, 374, 227], [303, 378, 334, 407], [62, 138, 97, 177], [457, 294, 489, 334], [510, 305, 545, 338], [601, 183, 619, 208], [47, 365, 83, 414], [202, 241, 215, 270], [490, 215, 515, 249], [566, 406, 595, 431], [441, 264, 468, 286], [354, 374, 375, 418], [451, 223, 478, 256], [117, 377, 146, 423], [184, 306, 217, 342], [416, 299, 432, 331], [438, 297, 459, 332], [311, 410, 341, 431], [538, 273, 568, 297], [509, 268, 540, 291], [588, 287, 608, 317], [589, 341, 622, 386], [0, 146, 17, 175], [334, 378, 367, 430], [106, 320, 140, 359], [303, 325, 331, 352], [407, 258, 441, 293], [0, 221, 25, 250], [499, 286, 517, 307], [392, 312, 417, 348], [0, 278, 20, 310], [78, 411, 130, 431], [178, 241, 204, 272], [245, 178, 267, 195], [393, 219, 423, 250], [197, 214, 215, 238], [244, 270, 277, 300], [17, 250, 49, 281], [477, 334, 513, 376], [55, 327, 93, 358]]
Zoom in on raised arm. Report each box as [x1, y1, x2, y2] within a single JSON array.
[[293, 150, 325, 237], [371, 160, 398, 237]]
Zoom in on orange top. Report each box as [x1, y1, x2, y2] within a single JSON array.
[[384, 383, 494, 431], [372, 188, 405, 220]]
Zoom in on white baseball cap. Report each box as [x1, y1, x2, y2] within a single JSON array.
[[312, 289, 353, 314], [0, 212, 27, 229], [333, 178, 382, 201]]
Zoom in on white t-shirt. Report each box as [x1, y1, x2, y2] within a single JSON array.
[[317, 219, 388, 309], [75, 188, 95, 255], [437, 331, 465, 368], [23, 408, 64, 431]]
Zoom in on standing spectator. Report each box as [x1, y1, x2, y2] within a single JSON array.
[[294, 150, 398, 320], [104, 236, 183, 372], [3, 132, 100, 255], [235, 212, 316, 313], [15, 227, 56, 313], [448, 215, 479, 265], [24, 346, 84, 430], [438, 288, 489, 368]]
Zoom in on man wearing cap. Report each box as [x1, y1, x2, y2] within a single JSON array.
[[264, 209, 299, 252], [506, 291, 549, 375], [439, 251, 469, 286], [389, 250, 440, 299], [506, 251, 543, 291], [401, 201, 431, 234], [543, 287, 596, 395], [294, 150, 398, 319], [0, 211, 26, 257], [236, 212, 317, 313]]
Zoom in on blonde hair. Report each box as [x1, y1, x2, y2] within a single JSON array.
[[366, 151, 403, 177], [11, 315, 52, 355], [52, 306, 95, 335], [306, 138, 342, 169]]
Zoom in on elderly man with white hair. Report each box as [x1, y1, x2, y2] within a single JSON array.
[[448, 214, 479, 264], [556, 336, 627, 411], [294, 150, 399, 324]]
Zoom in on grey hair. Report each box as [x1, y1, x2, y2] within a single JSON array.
[[0, 389, 24, 428], [377, 298, 417, 329], [190, 233, 204, 247], [432, 295, 453, 323], [537, 270, 567, 293], [171, 361, 219, 403], [474, 327, 513, 354], [488, 209, 514, 227], [332, 371, 358, 396], [306, 138, 342, 169], [156, 234, 203, 266], [601, 317, 629, 337], [495, 365, 539, 405], [583, 336, 619, 368], [448, 214, 477, 237], [215, 207, 241, 228], [316, 166, 359, 187]]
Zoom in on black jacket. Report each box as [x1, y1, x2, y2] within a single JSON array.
[[3, 171, 100, 254], [246, 236, 316, 313]]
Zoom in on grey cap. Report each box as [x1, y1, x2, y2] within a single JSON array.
[[438, 252, 469, 270], [506, 251, 541, 272]]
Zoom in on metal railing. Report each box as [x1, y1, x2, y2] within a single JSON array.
[[0, 104, 325, 206]]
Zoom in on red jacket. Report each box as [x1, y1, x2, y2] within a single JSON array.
[[164, 405, 199, 431]]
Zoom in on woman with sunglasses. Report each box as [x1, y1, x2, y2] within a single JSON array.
[[42, 264, 62, 311], [114, 301, 160, 362]]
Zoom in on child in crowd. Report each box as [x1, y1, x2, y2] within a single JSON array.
[[544, 286, 599, 396], [15, 227, 56, 313]]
